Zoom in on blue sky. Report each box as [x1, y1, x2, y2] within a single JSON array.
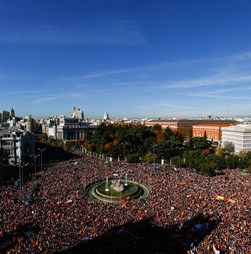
[[1, 0, 251, 119]]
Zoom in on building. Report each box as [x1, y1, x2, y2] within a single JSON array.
[[145, 119, 239, 141], [2, 110, 10, 123], [0, 127, 35, 165], [56, 115, 96, 141], [103, 113, 110, 121], [0, 108, 16, 123], [192, 125, 221, 141], [42, 118, 58, 138], [24, 115, 36, 133], [72, 107, 84, 120], [144, 119, 193, 137], [192, 119, 239, 141], [221, 123, 251, 153], [10, 108, 15, 118]]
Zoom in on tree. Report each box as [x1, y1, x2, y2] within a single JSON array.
[[222, 142, 235, 156], [127, 153, 140, 163], [187, 128, 193, 139], [203, 131, 207, 140], [225, 154, 238, 169], [189, 137, 209, 150], [170, 156, 180, 167], [215, 147, 224, 156]]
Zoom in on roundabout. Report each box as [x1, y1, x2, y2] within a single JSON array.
[[86, 178, 150, 203]]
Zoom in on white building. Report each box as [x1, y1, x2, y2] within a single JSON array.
[[221, 123, 251, 153], [42, 118, 58, 138], [56, 115, 93, 141], [72, 107, 84, 120], [0, 127, 35, 165], [103, 113, 110, 121]]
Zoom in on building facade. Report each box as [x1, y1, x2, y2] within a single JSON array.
[[193, 125, 221, 141], [145, 119, 239, 141], [56, 116, 96, 141], [0, 127, 35, 165], [221, 123, 251, 153], [72, 107, 84, 120]]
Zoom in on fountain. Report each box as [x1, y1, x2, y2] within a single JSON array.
[[86, 177, 149, 204], [124, 172, 128, 186], [105, 176, 109, 192]]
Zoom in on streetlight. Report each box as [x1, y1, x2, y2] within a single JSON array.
[[152, 143, 158, 166], [38, 148, 46, 172], [121, 143, 126, 161], [29, 154, 40, 187], [18, 161, 29, 190], [178, 147, 184, 169]]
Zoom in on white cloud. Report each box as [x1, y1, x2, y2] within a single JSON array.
[[163, 74, 251, 89]]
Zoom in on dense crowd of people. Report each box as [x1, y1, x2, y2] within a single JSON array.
[[0, 150, 250, 253]]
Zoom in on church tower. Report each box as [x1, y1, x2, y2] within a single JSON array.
[[11, 108, 15, 118]]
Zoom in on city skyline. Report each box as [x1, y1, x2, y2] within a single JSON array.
[[1, 0, 251, 119]]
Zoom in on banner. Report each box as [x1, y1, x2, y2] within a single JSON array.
[[214, 195, 237, 204], [241, 172, 250, 177]]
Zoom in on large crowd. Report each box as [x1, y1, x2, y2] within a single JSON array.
[[0, 150, 250, 253]]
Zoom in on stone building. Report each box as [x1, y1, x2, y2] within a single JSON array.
[[56, 115, 95, 141]]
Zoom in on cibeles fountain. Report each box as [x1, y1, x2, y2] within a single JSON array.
[[86, 175, 150, 204], [110, 179, 125, 192]]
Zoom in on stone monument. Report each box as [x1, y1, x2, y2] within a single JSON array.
[[111, 179, 124, 192]]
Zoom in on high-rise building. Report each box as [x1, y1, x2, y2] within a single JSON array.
[[2, 110, 10, 122]]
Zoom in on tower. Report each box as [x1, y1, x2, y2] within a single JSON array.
[[72, 107, 84, 120], [11, 108, 15, 118]]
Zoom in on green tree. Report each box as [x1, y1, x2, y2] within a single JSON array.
[[222, 141, 235, 156]]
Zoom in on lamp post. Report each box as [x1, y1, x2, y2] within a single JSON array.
[[38, 148, 46, 172], [30, 154, 40, 187], [178, 147, 184, 169], [18, 161, 29, 190], [121, 142, 126, 161], [152, 143, 158, 166]]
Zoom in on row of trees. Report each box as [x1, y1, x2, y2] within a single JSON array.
[[36, 123, 251, 176], [1, 122, 249, 184], [73, 123, 250, 176]]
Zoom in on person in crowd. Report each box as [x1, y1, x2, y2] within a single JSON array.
[[0, 150, 250, 253]]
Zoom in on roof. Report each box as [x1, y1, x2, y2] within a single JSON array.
[[145, 119, 239, 124]]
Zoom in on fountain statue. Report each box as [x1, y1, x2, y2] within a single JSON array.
[[111, 179, 124, 192]]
